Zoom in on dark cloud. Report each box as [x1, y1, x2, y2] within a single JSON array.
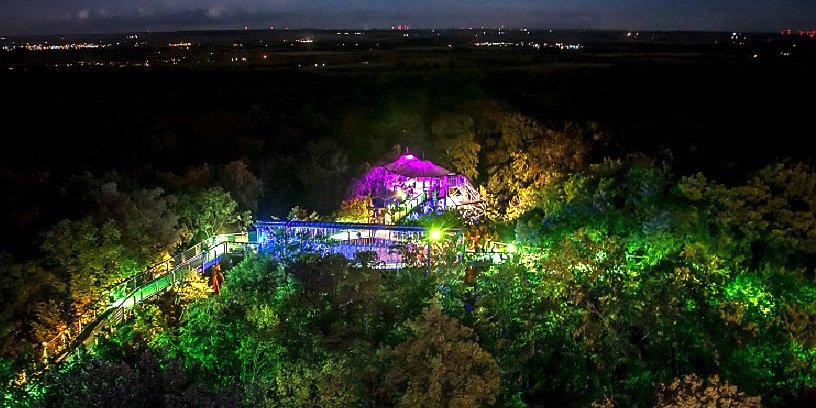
[[0, 0, 813, 35]]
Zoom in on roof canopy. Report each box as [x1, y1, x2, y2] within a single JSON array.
[[384, 154, 450, 178]]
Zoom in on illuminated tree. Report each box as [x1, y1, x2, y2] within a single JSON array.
[[348, 166, 389, 199], [287, 206, 320, 221], [92, 183, 183, 266], [41, 217, 126, 316], [0, 253, 64, 357], [485, 113, 591, 220], [176, 186, 245, 241], [678, 162, 816, 270], [334, 197, 371, 222], [486, 157, 719, 405], [173, 297, 245, 387], [384, 297, 500, 408], [656, 374, 761, 408]]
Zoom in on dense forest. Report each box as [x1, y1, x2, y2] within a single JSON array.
[[2, 58, 816, 406]]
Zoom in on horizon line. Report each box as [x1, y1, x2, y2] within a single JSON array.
[[3, 26, 796, 38]]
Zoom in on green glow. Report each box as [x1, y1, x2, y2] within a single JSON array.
[[429, 229, 442, 241], [724, 274, 776, 317], [506, 243, 517, 253]]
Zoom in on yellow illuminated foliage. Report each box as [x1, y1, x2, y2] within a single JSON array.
[[656, 374, 762, 408]]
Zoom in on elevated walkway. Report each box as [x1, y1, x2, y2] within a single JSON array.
[[41, 221, 457, 367], [43, 234, 256, 364]]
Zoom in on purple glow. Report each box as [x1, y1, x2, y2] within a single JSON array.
[[349, 166, 389, 199], [347, 155, 452, 202]]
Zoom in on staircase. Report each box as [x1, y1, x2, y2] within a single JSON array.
[[447, 181, 485, 221], [388, 191, 429, 223]]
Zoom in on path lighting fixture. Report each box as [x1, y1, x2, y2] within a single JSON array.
[[506, 243, 517, 253], [427, 228, 442, 272]]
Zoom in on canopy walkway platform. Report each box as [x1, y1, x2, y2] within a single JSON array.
[[40, 220, 468, 367]]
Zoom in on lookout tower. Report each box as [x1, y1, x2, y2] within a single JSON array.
[[348, 153, 484, 224]]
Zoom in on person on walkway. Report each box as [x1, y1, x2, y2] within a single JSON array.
[[211, 263, 225, 295]]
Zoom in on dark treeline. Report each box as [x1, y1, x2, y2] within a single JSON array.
[[486, 60, 816, 181], [3, 59, 814, 232]]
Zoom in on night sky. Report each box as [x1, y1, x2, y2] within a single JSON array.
[[0, 0, 814, 35]]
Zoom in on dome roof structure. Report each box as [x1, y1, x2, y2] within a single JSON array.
[[384, 154, 450, 178]]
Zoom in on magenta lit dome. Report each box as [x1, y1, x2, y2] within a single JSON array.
[[383, 154, 450, 178]]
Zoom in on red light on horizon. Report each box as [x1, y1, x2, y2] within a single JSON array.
[[780, 29, 815, 38]]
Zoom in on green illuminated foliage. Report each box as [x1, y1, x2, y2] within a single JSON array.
[[41, 217, 125, 316], [26, 149, 816, 407], [176, 186, 246, 241], [1, 355, 39, 407], [678, 162, 816, 270], [254, 352, 375, 407], [174, 297, 245, 387], [468, 260, 581, 405], [167, 251, 438, 406], [720, 273, 777, 334], [783, 303, 816, 349], [488, 156, 816, 405], [92, 183, 183, 266]]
